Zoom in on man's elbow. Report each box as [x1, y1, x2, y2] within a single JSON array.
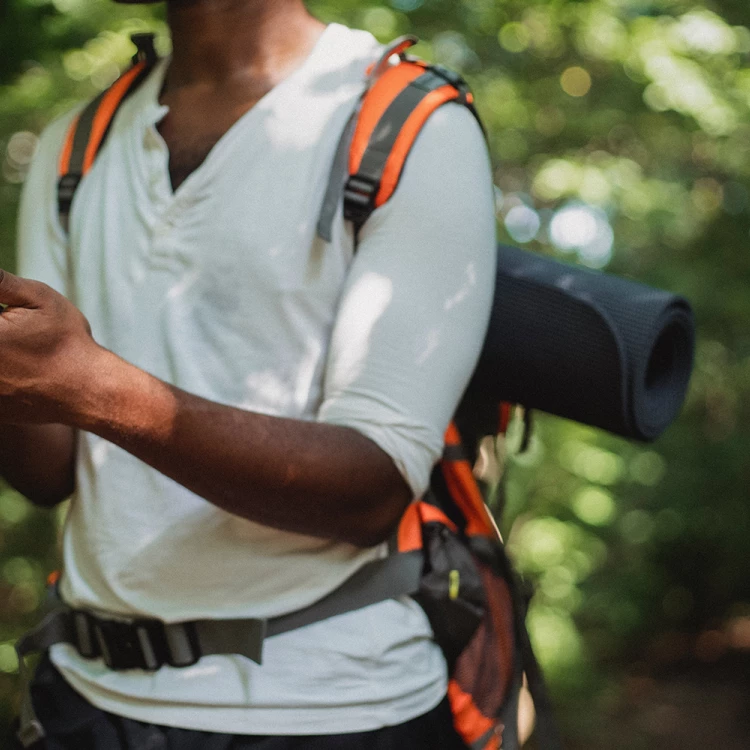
[[346, 484, 412, 548], [23, 487, 71, 509], [12, 474, 74, 510]]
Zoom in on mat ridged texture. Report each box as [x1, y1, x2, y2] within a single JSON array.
[[463, 245, 695, 442]]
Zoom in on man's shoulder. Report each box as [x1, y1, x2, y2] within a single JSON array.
[[34, 104, 84, 171], [313, 22, 383, 77]]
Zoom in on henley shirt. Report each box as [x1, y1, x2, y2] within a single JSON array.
[[17, 23, 497, 735]]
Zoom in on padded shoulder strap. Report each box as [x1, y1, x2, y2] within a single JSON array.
[[57, 35, 158, 231], [317, 40, 481, 243]]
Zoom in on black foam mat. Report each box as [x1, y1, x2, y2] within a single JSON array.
[[463, 245, 695, 442]]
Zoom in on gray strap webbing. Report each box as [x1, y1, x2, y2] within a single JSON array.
[[267, 549, 422, 637], [316, 107, 358, 242]]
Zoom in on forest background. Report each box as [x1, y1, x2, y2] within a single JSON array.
[[1, 0, 748, 747]]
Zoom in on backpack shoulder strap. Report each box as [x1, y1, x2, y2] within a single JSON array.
[[57, 33, 158, 231], [316, 36, 482, 243]]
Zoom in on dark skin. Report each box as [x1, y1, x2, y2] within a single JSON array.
[[0, 0, 412, 548]]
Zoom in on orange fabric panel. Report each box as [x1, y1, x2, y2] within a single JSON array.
[[82, 62, 147, 175], [58, 114, 80, 176], [417, 501, 458, 532], [397, 500, 457, 552], [442, 423, 497, 538], [46, 570, 61, 588], [374, 84, 458, 207], [349, 62, 425, 175], [448, 678, 497, 747], [397, 502, 423, 552], [443, 459, 496, 538], [499, 402, 513, 434], [445, 421, 462, 447]]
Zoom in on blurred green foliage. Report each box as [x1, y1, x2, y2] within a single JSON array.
[[1, 0, 749, 746]]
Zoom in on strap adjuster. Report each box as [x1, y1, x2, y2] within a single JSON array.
[[344, 174, 379, 226], [71, 610, 99, 659], [16, 718, 45, 748], [163, 622, 201, 668], [423, 64, 472, 104], [91, 617, 165, 671], [74, 612, 203, 671], [57, 173, 81, 216], [131, 33, 158, 66]]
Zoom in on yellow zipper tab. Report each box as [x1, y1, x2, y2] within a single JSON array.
[[449, 569, 460, 600]]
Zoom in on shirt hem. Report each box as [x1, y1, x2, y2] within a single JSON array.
[[50, 654, 449, 735]]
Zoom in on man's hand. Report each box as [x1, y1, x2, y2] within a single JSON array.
[[0, 269, 99, 425]]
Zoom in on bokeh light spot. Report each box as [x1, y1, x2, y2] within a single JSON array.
[[620, 510, 654, 545], [499, 23, 531, 53], [0, 644, 18, 674], [572, 487, 617, 527], [504, 205, 541, 243], [560, 67, 592, 97], [549, 203, 614, 267]]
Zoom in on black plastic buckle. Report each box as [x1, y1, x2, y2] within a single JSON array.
[[91, 617, 169, 671], [430, 64, 467, 89], [71, 610, 100, 659], [163, 621, 202, 668], [343, 174, 379, 226], [430, 64, 471, 103], [57, 173, 81, 215], [131, 33, 157, 67]]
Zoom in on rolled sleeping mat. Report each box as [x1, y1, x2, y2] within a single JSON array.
[[463, 244, 696, 442]]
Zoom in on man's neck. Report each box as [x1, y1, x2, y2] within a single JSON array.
[[164, 0, 326, 92]]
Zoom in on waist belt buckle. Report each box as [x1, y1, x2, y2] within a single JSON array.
[[93, 617, 168, 671]]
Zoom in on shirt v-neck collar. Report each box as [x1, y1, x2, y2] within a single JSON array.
[[133, 23, 341, 200]]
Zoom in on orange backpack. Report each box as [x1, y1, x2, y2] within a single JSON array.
[[20, 33, 562, 750]]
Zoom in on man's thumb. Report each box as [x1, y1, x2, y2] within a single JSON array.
[[0, 269, 43, 308]]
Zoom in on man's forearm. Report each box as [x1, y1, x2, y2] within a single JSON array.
[[68, 348, 412, 547], [0, 424, 76, 507]]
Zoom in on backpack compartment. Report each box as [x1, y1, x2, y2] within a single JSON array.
[[397, 501, 518, 750]]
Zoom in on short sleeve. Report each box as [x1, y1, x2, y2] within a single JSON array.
[[318, 103, 497, 498], [16, 111, 78, 297]]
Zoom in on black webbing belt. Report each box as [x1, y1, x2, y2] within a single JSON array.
[[15, 551, 423, 747]]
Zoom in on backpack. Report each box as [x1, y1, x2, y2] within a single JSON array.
[[18, 33, 561, 750]]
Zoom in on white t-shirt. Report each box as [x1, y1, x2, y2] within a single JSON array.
[[17, 24, 497, 735]]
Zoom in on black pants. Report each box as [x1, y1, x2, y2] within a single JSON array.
[[15, 657, 468, 750]]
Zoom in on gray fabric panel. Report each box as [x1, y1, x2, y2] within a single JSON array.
[[316, 107, 358, 242], [266, 550, 424, 638]]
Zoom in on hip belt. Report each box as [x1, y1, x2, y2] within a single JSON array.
[[15, 551, 423, 748]]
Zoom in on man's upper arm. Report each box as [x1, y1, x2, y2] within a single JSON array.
[[16, 112, 75, 294], [318, 103, 497, 499]]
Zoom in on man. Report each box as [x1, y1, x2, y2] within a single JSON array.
[[1, 0, 496, 746]]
